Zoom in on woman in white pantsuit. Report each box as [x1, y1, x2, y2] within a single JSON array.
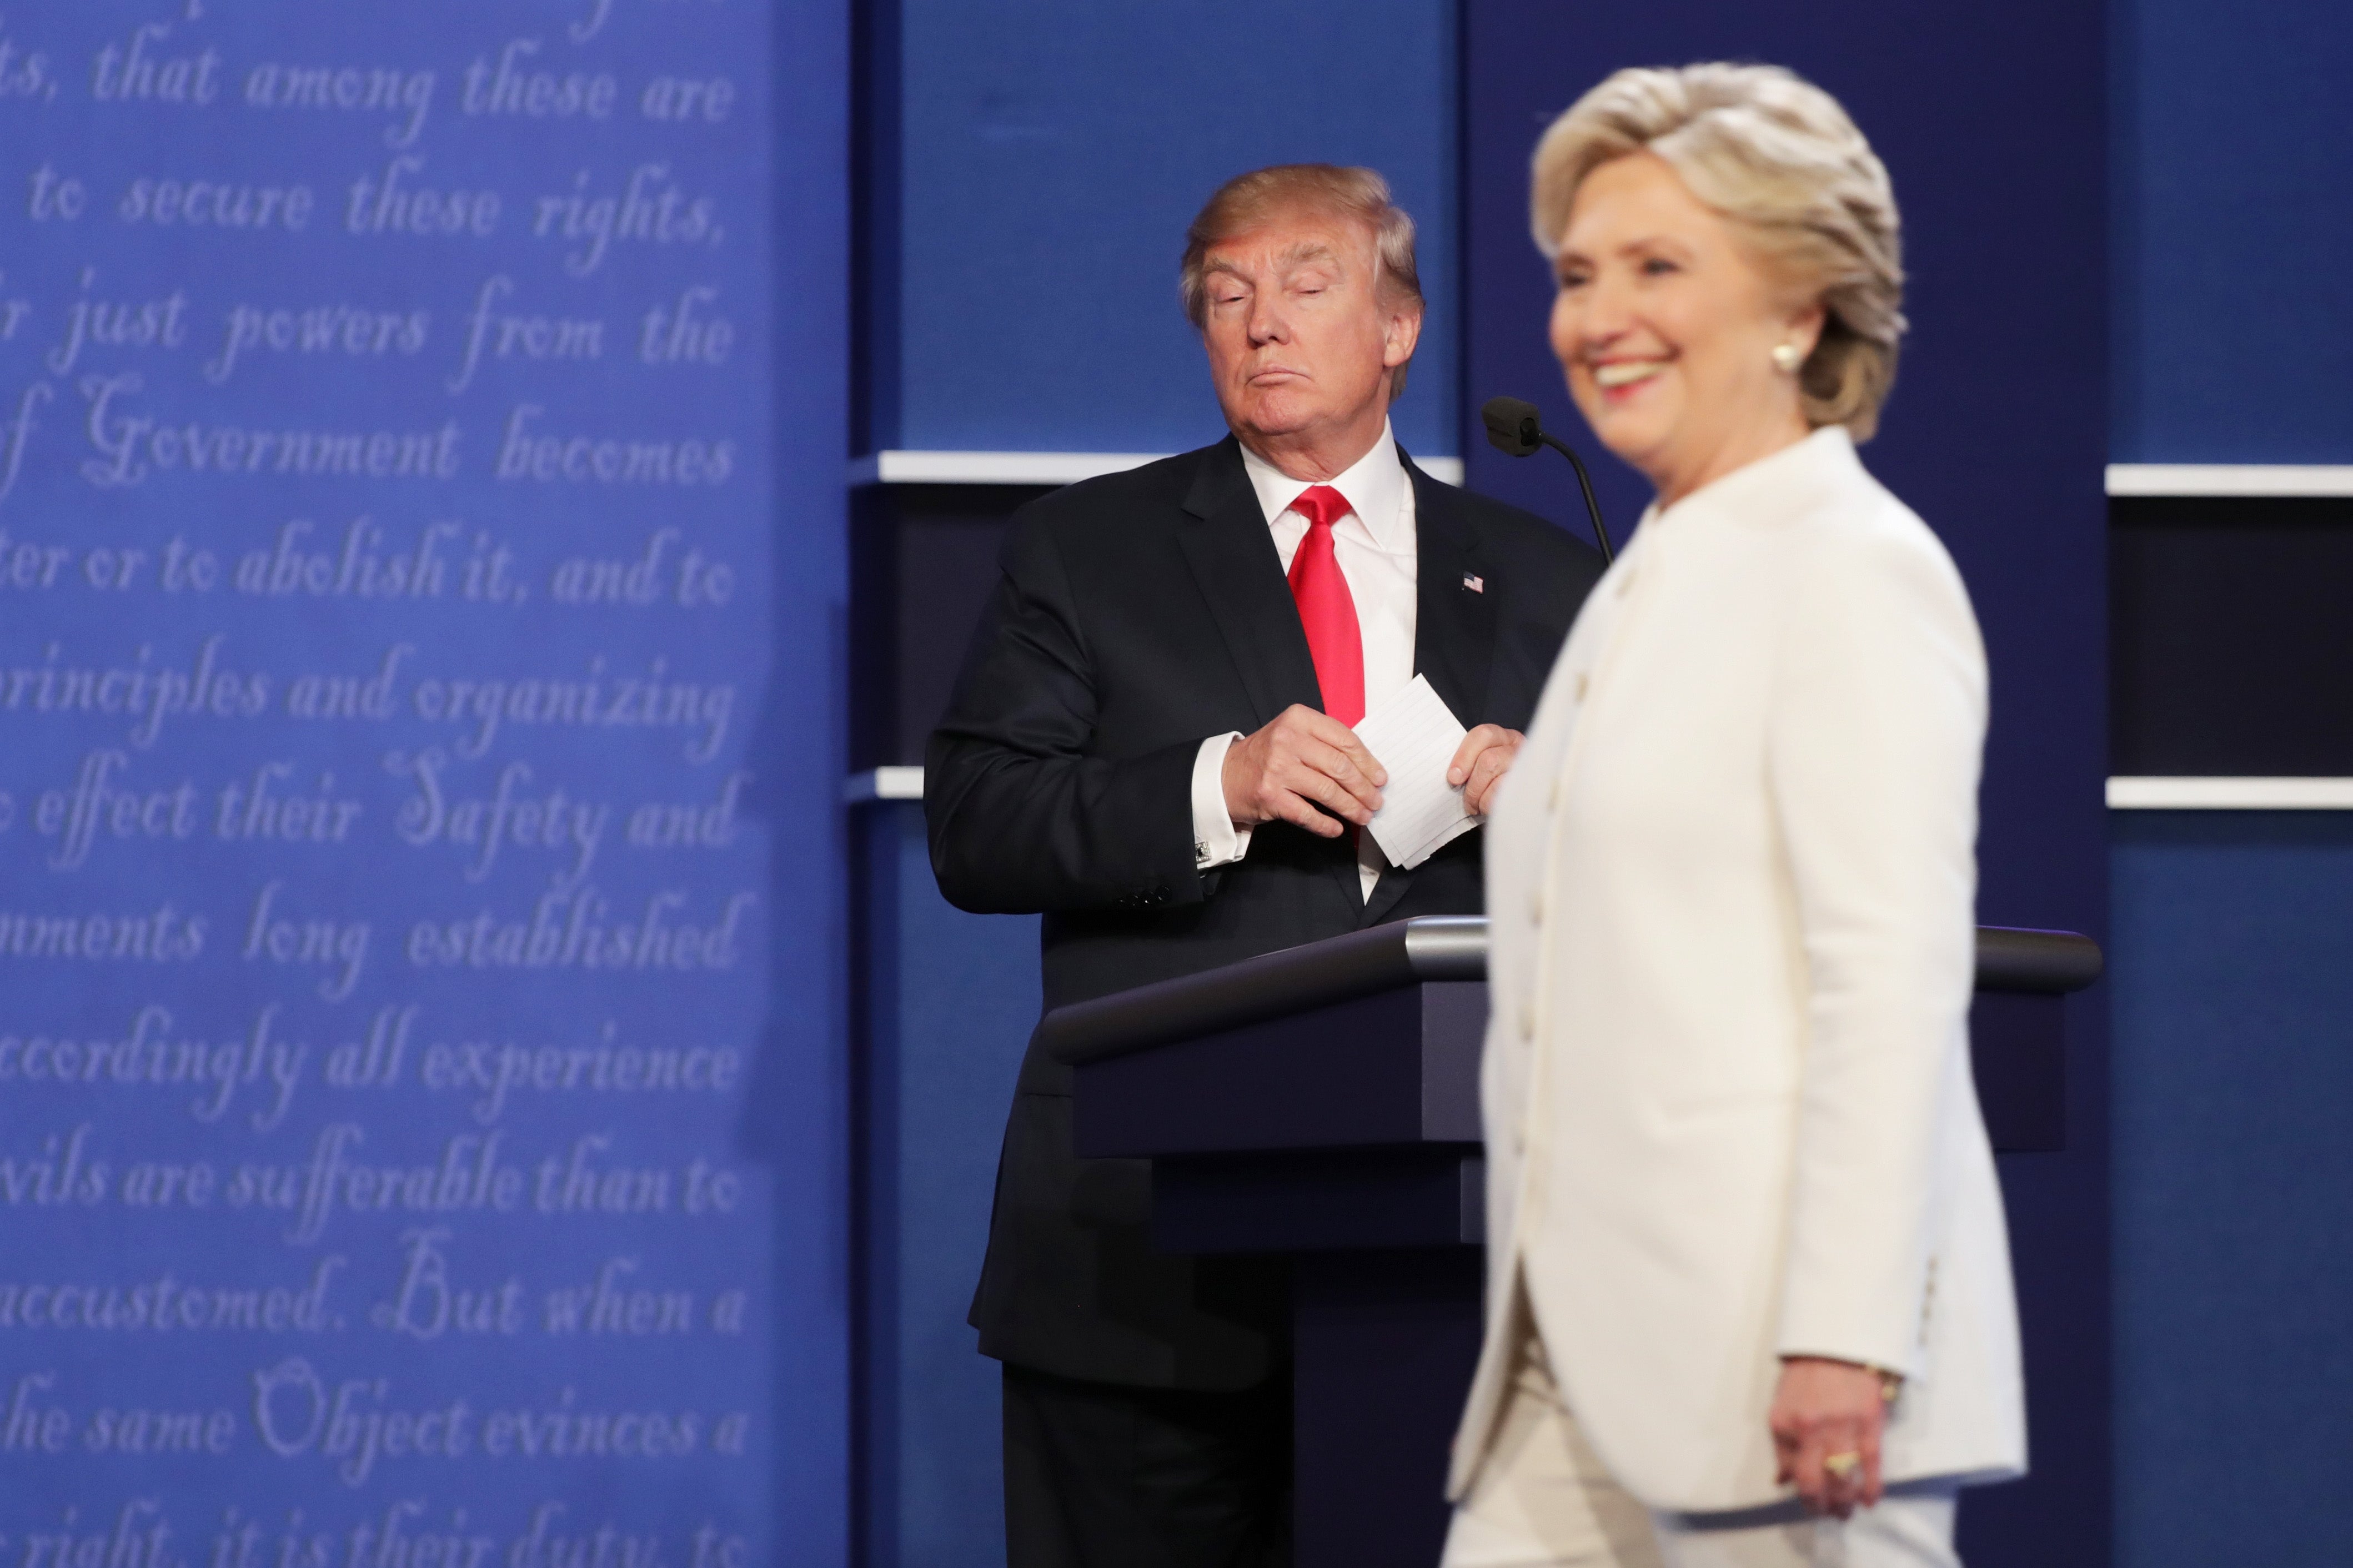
[[1441, 66, 2024, 1567]]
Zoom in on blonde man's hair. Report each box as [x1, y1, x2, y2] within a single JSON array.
[[1181, 164, 1423, 401], [1532, 64, 1906, 440]]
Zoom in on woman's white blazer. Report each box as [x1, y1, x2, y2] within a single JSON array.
[[1446, 429, 2026, 1513]]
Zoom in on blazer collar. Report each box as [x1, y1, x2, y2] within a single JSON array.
[[1655, 425, 1863, 533]]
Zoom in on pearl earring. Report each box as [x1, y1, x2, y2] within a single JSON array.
[[1770, 342, 1803, 373]]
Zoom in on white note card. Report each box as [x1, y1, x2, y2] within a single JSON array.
[[1353, 675, 1479, 870]]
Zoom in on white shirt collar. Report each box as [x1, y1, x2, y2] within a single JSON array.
[[1238, 421, 1412, 554]]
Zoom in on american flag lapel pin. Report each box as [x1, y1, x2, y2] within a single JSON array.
[[1463, 574, 1484, 594]]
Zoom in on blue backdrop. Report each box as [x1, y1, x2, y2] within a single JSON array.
[[0, 2, 848, 1559], [2110, 813, 2353, 1568], [2111, 1, 2353, 461], [872, 0, 1460, 459]]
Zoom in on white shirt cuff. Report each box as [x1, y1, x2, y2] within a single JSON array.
[[1191, 733, 1252, 869]]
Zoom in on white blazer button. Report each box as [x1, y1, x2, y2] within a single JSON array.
[[1518, 1004, 1536, 1041], [1527, 889, 1544, 922], [1548, 776, 1561, 811], [1573, 672, 1589, 701]]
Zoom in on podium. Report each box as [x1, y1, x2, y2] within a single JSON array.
[[1043, 916, 2102, 1568]]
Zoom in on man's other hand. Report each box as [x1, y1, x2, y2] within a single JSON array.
[[1447, 725, 1524, 816], [1222, 704, 1386, 838]]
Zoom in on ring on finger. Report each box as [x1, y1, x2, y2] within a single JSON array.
[[1822, 1451, 1862, 1480]]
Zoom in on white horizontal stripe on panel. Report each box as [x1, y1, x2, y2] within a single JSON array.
[[851, 450, 1467, 488], [2107, 776, 2353, 810], [864, 768, 2353, 810], [842, 766, 925, 804], [2106, 464, 2353, 497]]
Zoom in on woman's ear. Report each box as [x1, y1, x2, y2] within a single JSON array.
[[1785, 300, 1828, 361]]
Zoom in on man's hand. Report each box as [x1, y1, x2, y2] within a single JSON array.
[[1222, 705, 1386, 838], [1447, 725, 1524, 816], [1770, 1356, 1892, 1519]]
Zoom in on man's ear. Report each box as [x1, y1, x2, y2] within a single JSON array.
[[1382, 300, 1424, 369]]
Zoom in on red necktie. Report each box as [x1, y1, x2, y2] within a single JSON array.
[[1287, 485, 1364, 726]]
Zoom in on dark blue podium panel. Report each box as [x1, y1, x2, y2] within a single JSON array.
[[1157, 1148, 1486, 1254], [1087, 974, 2069, 1259], [1075, 982, 1486, 1159], [1970, 993, 2068, 1153], [1077, 977, 2068, 1173], [0, 4, 846, 1559]]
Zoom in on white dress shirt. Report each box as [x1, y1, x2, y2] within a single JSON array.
[[1188, 421, 1418, 899]]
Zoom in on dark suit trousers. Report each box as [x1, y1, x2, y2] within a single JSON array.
[[1003, 1363, 1292, 1568]]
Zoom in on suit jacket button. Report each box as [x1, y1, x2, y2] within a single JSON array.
[[1527, 889, 1544, 923], [1518, 1004, 1536, 1042]]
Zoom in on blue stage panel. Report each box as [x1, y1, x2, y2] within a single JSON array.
[[854, 802, 1037, 1568], [2112, 2, 2353, 462], [880, 0, 1459, 458], [2111, 813, 2353, 1568]]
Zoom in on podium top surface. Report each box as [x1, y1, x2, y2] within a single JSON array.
[[1045, 917, 2102, 1067]]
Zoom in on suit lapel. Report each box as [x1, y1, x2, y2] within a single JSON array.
[[1178, 438, 1364, 912], [1406, 454, 1497, 728], [1176, 438, 1325, 728]]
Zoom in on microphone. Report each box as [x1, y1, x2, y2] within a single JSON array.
[[1481, 396, 1613, 563]]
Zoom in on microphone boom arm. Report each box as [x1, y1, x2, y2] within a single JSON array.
[[1538, 431, 1612, 564], [1479, 395, 1613, 564]]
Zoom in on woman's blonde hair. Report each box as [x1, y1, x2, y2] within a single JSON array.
[[1532, 64, 1905, 440]]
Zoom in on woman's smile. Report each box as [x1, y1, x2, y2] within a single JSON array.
[[1592, 358, 1672, 396]]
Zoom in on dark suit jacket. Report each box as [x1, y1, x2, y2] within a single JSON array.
[[926, 435, 1603, 1391]]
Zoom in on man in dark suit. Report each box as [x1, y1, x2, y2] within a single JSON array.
[[927, 163, 1606, 1567]]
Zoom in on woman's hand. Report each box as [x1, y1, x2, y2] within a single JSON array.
[[1769, 1356, 1890, 1519]]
